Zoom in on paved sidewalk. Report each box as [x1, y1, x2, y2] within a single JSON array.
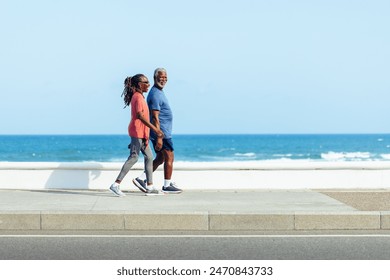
[[0, 189, 390, 232]]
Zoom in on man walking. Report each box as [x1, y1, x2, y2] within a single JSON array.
[[133, 68, 182, 194]]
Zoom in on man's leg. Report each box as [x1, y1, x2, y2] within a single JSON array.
[[153, 151, 165, 172], [135, 139, 181, 193], [161, 149, 182, 193], [162, 149, 174, 180]]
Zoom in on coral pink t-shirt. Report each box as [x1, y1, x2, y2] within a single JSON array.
[[128, 92, 150, 141]]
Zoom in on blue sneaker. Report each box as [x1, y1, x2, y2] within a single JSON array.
[[132, 178, 147, 193], [162, 182, 182, 194]]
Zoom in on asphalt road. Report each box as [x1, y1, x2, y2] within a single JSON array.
[[1, 234, 390, 260]]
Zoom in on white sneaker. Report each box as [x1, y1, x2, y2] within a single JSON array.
[[145, 187, 164, 196], [109, 184, 126, 197]]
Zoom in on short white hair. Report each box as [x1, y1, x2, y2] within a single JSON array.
[[154, 68, 167, 78]]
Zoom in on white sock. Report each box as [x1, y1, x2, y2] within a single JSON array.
[[146, 184, 154, 190], [138, 172, 146, 181], [164, 180, 171, 188], [113, 182, 120, 187]]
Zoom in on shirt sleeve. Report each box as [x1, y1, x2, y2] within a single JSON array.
[[148, 93, 161, 111]]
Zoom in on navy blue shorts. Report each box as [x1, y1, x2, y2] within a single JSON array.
[[151, 138, 174, 152]]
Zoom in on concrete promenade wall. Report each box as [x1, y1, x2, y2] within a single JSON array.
[[1, 162, 390, 190]]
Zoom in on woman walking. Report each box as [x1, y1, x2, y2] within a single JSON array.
[[109, 74, 163, 196]]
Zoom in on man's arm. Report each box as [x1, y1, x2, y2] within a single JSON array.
[[151, 110, 160, 130], [151, 110, 163, 151]]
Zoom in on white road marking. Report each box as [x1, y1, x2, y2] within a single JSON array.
[[1, 234, 390, 238]]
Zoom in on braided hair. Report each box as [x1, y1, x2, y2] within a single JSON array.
[[121, 74, 145, 108], [121, 76, 132, 108]]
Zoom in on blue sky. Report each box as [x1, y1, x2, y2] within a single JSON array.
[[1, 0, 389, 134]]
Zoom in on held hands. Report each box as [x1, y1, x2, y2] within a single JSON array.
[[155, 138, 163, 151], [155, 130, 164, 151], [156, 130, 164, 138]]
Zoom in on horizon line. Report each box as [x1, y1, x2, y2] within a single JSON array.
[[1, 133, 390, 136]]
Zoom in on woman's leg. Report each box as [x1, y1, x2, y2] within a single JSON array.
[[115, 137, 142, 183], [141, 140, 154, 186]]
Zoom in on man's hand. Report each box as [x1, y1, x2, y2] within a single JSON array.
[[155, 137, 163, 151]]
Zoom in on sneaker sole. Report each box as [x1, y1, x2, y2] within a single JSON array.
[[145, 192, 164, 196], [109, 188, 125, 197], [132, 179, 147, 193], [162, 190, 183, 194]]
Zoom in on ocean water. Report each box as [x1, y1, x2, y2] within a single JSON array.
[[0, 134, 390, 162]]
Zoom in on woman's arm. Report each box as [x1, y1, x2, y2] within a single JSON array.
[[136, 111, 163, 138]]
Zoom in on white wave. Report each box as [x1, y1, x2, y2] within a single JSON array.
[[199, 156, 238, 161], [381, 154, 390, 160], [274, 157, 295, 161], [273, 154, 293, 157], [234, 152, 256, 157], [321, 151, 371, 161], [217, 148, 236, 152], [378, 138, 384, 142]]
